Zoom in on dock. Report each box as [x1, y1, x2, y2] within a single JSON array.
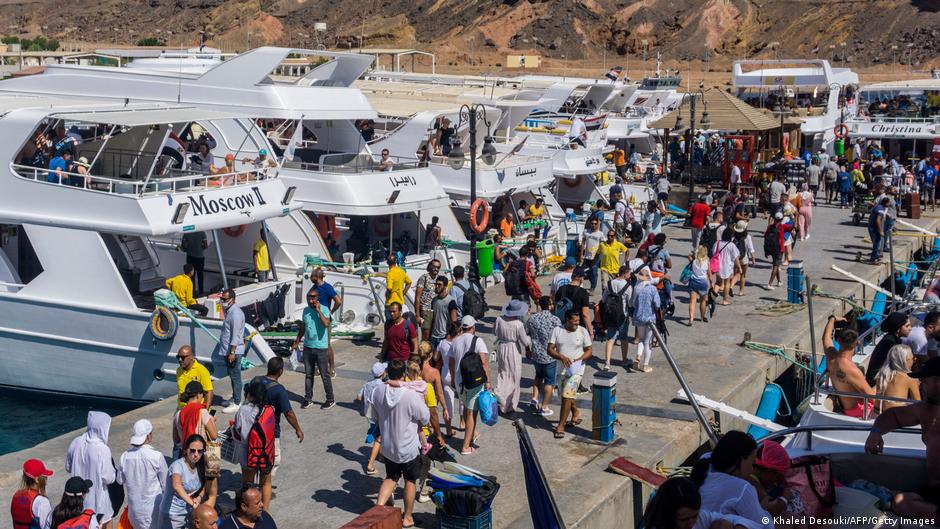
[[1, 201, 936, 529]]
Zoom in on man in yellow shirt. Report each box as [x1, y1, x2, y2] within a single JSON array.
[[254, 229, 271, 282], [175, 345, 213, 409], [383, 254, 412, 316], [597, 229, 628, 287], [166, 263, 208, 316]]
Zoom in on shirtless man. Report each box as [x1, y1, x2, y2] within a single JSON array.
[[866, 357, 940, 519], [823, 315, 877, 418]]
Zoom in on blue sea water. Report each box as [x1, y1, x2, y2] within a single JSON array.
[[0, 388, 142, 455]]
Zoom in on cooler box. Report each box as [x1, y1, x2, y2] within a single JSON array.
[[905, 192, 921, 219], [475, 239, 495, 278]]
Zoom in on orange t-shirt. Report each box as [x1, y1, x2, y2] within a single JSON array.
[[613, 149, 626, 166], [499, 217, 514, 238]]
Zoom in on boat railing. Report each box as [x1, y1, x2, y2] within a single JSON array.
[[851, 114, 940, 124], [762, 424, 922, 452], [812, 385, 922, 421], [12, 163, 272, 196], [295, 152, 423, 174], [0, 280, 25, 293]]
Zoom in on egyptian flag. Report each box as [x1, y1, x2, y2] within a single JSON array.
[[161, 131, 187, 169], [605, 66, 623, 82]]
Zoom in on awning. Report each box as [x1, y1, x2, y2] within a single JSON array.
[[52, 106, 247, 126]]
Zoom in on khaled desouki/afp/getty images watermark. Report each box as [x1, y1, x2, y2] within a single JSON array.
[[766, 515, 938, 527]]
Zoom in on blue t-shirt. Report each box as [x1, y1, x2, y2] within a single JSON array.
[[315, 282, 338, 311], [219, 511, 278, 529], [302, 305, 331, 349], [925, 167, 937, 186], [47, 156, 67, 183], [164, 458, 202, 517], [838, 171, 852, 193], [869, 204, 886, 231]]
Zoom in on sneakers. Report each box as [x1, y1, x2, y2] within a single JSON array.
[[301, 400, 315, 409], [538, 407, 554, 417], [576, 384, 589, 396], [221, 403, 239, 414], [321, 400, 336, 410]]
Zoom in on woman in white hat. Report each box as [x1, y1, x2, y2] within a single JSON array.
[[492, 299, 532, 413], [73, 156, 91, 189]]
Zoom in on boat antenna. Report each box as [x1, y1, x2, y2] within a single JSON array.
[[177, 35, 184, 104]]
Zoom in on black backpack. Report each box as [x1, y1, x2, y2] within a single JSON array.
[[603, 280, 630, 327], [700, 225, 718, 256], [453, 283, 486, 319], [503, 259, 525, 297], [459, 336, 487, 390], [763, 224, 780, 256]]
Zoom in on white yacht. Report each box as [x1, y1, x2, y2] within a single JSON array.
[[845, 78, 940, 158], [0, 96, 304, 400], [0, 47, 477, 325], [732, 59, 859, 154]]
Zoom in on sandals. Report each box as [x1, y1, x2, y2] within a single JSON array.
[[553, 431, 565, 439], [565, 417, 583, 427], [460, 447, 477, 455], [365, 465, 377, 475]]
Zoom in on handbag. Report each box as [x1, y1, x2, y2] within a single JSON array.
[[218, 428, 238, 465], [204, 439, 222, 478], [709, 242, 728, 274], [679, 262, 693, 285]]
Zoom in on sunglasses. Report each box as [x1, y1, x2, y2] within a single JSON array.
[[176, 355, 191, 361], [187, 448, 205, 454]]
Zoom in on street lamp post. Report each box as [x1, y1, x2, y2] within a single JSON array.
[[447, 104, 497, 284], [674, 84, 710, 207]]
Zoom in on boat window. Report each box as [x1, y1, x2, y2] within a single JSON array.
[[0, 225, 43, 291], [857, 88, 940, 119]]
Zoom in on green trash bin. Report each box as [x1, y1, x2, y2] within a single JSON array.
[[475, 239, 495, 278]]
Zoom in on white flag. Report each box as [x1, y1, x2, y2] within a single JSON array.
[[284, 118, 304, 161]]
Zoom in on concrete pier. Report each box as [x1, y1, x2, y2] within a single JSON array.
[[1, 202, 936, 529]]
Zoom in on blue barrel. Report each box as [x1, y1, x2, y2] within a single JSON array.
[[787, 260, 805, 304], [748, 384, 784, 440]]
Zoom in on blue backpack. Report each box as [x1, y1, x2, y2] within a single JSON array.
[[478, 390, 498, 426]]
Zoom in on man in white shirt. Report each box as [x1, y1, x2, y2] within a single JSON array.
[[547, 310, 592, 439], [373, 360, 430, 528], [568, 117, 588, 148], [551, 257, 576, 297], [730, 164, 742, 188], [580, 217, 604, 290], [903, 311, 940, 365], [448, 316, 491, 455], [117, 420, 168, 529]]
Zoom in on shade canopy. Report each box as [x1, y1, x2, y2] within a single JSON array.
[[650, 88, 801, 132]]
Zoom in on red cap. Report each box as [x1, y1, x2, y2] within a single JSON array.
[[754, 441, 790, 473], [23, 459, 53, 479], [224, 153, 235, 161]]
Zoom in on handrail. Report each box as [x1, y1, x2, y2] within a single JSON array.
[[12, 163, 273, 196], [816, 385, 921, 406], [762, 423, 923, 451]]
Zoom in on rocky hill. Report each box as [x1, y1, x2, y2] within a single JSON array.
[[1, 0, 938, 68]]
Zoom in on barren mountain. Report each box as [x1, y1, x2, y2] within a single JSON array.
[[1, 0, 938, 68]]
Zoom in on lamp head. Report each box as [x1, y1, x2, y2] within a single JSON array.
[[674, 115, 685, 131], [699, 111, 711, 129], [447, 141, 466, 170]]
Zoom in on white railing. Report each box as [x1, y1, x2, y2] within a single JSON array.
[[12, 164, 275, 196]]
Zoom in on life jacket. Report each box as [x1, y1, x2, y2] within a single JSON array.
[[11, 489, 41, 529], [178, 402, 205, 442], [57, 509, 95, 529], [247, 405, 276, 470]]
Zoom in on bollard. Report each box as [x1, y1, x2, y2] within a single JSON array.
[[592, 370, 617, 443], [787, 260, 805, 304]]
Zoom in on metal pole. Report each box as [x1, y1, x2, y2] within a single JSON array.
[[261, 220, 278, 282], [805, 275, 820, 405], [468, 107, 479, 283], [646, 322, 719, 446], [888, 228, 896, 308], [686, 95, 696, 206], [211, 229, 229, 291]]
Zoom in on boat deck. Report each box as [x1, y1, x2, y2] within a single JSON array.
[[1, 200, 936, 528]]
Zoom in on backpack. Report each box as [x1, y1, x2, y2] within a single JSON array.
[[459, 336, 487, 390], [478, 390, 498, 426], [503, 259, 525, 297], [453, 283, 486, 319], [246, 404, 276, 471], [554, 285, 576, 320], [700, 224, 718, 256], [629, 221, 643, 243], [764, 224, 781, 256], [603, 280, 630, 327]]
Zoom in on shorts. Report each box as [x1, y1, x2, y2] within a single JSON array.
[[271, 437, 281, 476], [385, 454, 423, 483], [606, 320, 630, 341], [767, 250, 782, 266], [616, 165, 627, 178], [842, 400, 875, 419], [365, 422, 381, 444], [533, 361, 557, 385], [460, 384, 484, 411], [689, 277, 709, 296], [559, 372, 583, 400], [657, 192, 669, 202], [420, 309, 433, 332]]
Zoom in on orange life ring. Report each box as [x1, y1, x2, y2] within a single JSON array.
[[469, 199, 489, 234], [373, 216, 391, 237], [562, 174, 584, 188], [833, 123, 849, 140], [223, 225, 247, 237]]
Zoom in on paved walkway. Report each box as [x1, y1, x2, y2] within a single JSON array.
[[1, 198, 936, 529]]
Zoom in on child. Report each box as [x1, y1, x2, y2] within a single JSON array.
[[355, 362, 387, 475], [387, 359, 432, 454]]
